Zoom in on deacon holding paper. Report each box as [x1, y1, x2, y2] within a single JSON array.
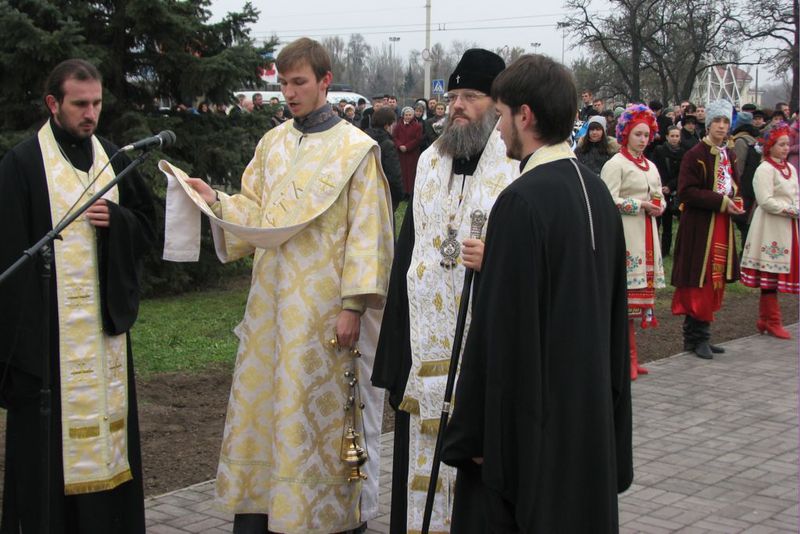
[[178, 38, 394, 534], [0, 59, 155, 533]]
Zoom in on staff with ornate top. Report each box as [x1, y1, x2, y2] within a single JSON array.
[[371, 48, 520, 534]]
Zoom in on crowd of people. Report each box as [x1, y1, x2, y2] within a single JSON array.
[[0, 39, 797, 534], [574, 93, 799, 374]]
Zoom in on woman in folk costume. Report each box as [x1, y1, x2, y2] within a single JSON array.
[[601, 104, 665, 379], [740, 123, 800, 338]]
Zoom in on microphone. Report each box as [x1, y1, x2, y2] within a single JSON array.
[[121, 130, 176, 152]]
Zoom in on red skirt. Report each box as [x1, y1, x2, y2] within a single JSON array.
[[629, 215, 658, 328], [672, 213, 729, 322], [741, 222, 799, 294]]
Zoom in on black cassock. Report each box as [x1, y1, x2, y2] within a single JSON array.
[[370, 199, 415, 534], [0, 120, 155, 534], [441, 158, 633, 533]]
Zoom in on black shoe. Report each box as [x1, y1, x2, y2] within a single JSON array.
[[693, 341, 713, 360], [684, 342, 725, 354]]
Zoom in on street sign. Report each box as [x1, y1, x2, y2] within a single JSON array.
[[432, 79, 445, 95]]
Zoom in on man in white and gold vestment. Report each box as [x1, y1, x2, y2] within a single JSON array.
[[184, 38, 394, 534], [371, 48, 519, 533]]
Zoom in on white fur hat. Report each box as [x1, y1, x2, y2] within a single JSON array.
[[705, 100, 733, 128]]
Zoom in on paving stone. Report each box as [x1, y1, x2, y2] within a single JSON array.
[[180, 516, 229, 533], [147, 525, 189, 534], [145, 325, 798, 532]]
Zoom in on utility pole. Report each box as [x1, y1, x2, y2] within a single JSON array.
[[424, 0, 432, 99], [556, 22, 568, 64], [390, 36, 400, 95]]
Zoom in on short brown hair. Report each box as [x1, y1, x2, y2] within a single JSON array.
[[491, 54, 577, 145], [44, 59, 102, 104], [276, 38, 331, 81], [371, 108, 396, 129]]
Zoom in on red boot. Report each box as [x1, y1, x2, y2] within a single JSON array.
[[758, 292, 791, 339], [629, 320, 649, 380]]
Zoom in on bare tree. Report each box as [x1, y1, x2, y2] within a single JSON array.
[[363, 43, 403, 98], [563, 0, 661, 101], [322, 36, 347, 83], [564, 0, 748, 104], [345, 34, 371, 92], [735, 0, 798, 111], [644, 0, 742, 103], [494, 46, 526, 66]]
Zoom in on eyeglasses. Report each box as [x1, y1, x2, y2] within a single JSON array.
[[444, 91, 488, 104]]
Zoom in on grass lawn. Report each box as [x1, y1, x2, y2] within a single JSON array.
[[132, 205, 756, 375], [131, 282, 248, 376]]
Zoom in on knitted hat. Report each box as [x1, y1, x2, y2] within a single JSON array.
[[615, 104, 657, 145], [448, 49, 506, 95], [614, 106, 625, 118], [705, 99, 733, 128], [587, 115, 607, 131], [735, 111, 753, 128]]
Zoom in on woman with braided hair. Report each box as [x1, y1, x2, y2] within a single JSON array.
[[601, 104, 665, 379]]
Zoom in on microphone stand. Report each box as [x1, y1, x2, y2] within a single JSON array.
[[0, 148, 153, 534], [421, 209, 486, 534]]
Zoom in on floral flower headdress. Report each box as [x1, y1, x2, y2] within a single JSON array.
[[615, 104, 657, 146]]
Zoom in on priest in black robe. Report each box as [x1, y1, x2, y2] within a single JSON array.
[[0, 59, 155, 534], [441, 54, 633, 533]]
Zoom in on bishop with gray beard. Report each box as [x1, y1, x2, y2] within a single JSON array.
[[372, 48, 521, 534], [438, 101, 499, 163]]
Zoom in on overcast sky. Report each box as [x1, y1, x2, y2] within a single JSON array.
[[208, 0, 777, 86], [209, 0, 596, 63]]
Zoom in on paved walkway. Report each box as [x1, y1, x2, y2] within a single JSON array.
[[146, 326, 798, 533]]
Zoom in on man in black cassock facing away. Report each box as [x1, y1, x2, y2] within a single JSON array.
[[440, 54, 633, 532], [0, 59, 155, 533]]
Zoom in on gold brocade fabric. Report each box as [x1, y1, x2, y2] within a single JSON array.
[[37, 122, 131, 495], [403, 130, 519, 532], [212, 121, 394, 534]]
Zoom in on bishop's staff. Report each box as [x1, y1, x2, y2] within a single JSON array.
[[421, 209, 487, 534]]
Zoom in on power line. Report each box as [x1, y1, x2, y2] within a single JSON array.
[[248, 10, 610, 40], [251, 11, 569, 35], [267, 22, 559, 40], [260, 5, 421, 20]]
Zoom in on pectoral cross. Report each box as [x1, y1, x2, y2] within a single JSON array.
[[456, 75, 460, 83]]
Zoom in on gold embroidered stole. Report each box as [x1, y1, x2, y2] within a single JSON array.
[[161, 121, 381, 262], [38, 122, 131, 495], [402, 130, 519, 430]]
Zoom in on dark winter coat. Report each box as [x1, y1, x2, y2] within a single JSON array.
[[653, 142, 685, 210], [671, 139, 740, 288], [366, 127, 404, 211], [393, 119, 423, 194]]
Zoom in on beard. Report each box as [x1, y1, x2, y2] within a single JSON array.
[[57, 111, 96, 140], [438, 108, 497, 159], [505, 121, 524, 161]]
